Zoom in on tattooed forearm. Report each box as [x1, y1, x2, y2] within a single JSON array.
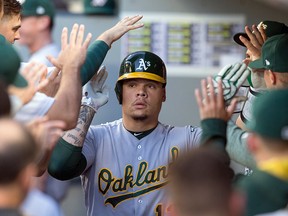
[[62, 105, 96, 147]]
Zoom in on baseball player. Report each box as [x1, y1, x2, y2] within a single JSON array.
[[48, 50, 251, 216], [233, 20, 288, 129], [195, 76, 288, 215], [223, 21, 288, 169], [0, 6, 144, 126]]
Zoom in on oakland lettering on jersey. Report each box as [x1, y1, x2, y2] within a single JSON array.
[[98, 147, 179, 207]]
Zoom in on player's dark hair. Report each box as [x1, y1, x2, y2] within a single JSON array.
[[170, 147, 234, 187], [3, 0, 21, 18], [0, 120, 37, 184], [169, 148, 234, 215], [0, 80, 10, 117], [0, 0, 3, 14], [48, 17, 54, 31]]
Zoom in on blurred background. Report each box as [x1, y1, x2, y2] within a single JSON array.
[[15, 0, 288, 215]]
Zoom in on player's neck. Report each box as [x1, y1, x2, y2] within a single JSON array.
[[29, 32, 53, 54], [123, 117, 158, 132]]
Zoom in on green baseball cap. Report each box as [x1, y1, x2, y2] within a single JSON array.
[[0, 34, 27, 88], [233, 20, 288, 47], [21, 0, 55, 19], [84, 0, 116, 15], [247, 89, 288, 141], [249, 34, 288, 72]]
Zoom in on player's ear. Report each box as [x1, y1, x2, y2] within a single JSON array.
[[268, 70, 276, 85], [37, 16, 50, 30], [162, 88, 166, 102], [247, 133, 259, 155]]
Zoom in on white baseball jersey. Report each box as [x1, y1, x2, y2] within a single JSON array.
[[29, 43, 60, 67], [81, 118, 202, 216]]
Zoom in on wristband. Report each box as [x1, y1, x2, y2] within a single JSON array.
[[240, 87, 266, 124], [81, 96, 97, 112]]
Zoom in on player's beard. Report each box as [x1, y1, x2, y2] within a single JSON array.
[[131, 114, 148, 121]]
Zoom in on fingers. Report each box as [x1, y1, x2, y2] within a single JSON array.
[[244, 26, 257, 46], [217, 64, 232, 78], [102, 85, 110, 96], [118, 15, 144, 31], [61, 27, 68, 50], [22, 62, 47, 86], [26, 116, 49, 128], [69, 23, 79, 46], [92, 65, 106, 82], [239, 35, 259, 54], [127, 15, 144, 29], [217, 79, 224, 108], [76, 24, 85, 46], [224, 63, 241, 80], [235, 68, 251, 87], [258, 25, 267, 42], [251, 24, 264, 46], [48, 67, 61, 81], [121, 15, 143, 25], [201, 78, 209, 104], [97, 67, 108, 89], [226, 98, 238, 117], [207, 77, 217, 109], [83, 32, 93, 50], [46, 55, 61, 69], [45, 120, 67, 131], [246, 25, 262, 49], [91, 65, 108, 89], [229, 63, 247, 83], [194, 88, 203, 110]]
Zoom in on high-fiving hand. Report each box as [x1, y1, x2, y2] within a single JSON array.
[[82, 65, 109, 112], [195, 77, 237, 121], [212, 62, 251, 105]]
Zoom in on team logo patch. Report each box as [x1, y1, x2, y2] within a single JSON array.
[[36, 6, 45, 15], [136, 58, 151, 71]]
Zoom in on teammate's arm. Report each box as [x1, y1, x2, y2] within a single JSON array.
[[48, 105, 95, 180], [195, 77, 237, 149], [46, 24, 92, 129], [47, 15, 144, 86], [48, 68, 108, 180], [226, 120, 256, 168]]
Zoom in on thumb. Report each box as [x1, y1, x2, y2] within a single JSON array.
[[226, 98, 238, 117], [102, 85, 110, 97], [47, 55, 62, 69]]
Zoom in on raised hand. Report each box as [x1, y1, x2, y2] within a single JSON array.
[[195, 77, 237, 121], [97, 15, 144, 47], [26, 116, 66, 175], [211, 62, 250, 105], [8, 62, 49, 105], [38, 67, 62, 97], [82, 65, 109, 112], [47, 24, 92, 70], [240, 24, 267, 64]]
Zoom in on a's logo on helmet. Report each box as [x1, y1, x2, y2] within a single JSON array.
[[136, 58, 151, 71]]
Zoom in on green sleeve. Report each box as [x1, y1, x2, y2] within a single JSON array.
[[80, 40, 110, 86], [48, 138, 87, 180], [200, 118, 227, 151], [226, 120, 256, 168]]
